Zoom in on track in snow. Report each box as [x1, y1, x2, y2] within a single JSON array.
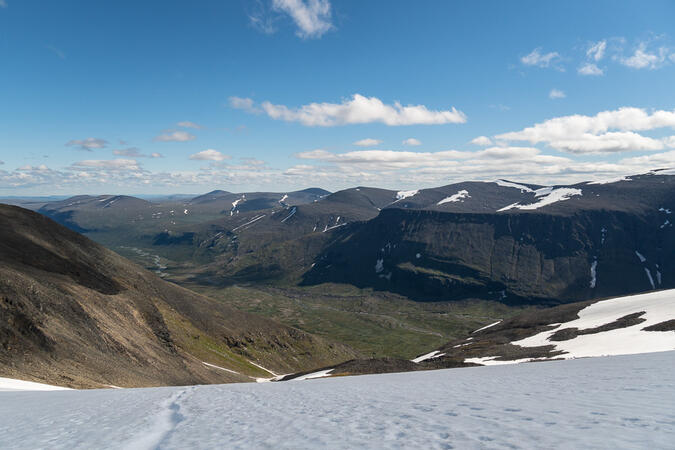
[[1, 351, 674, 449]]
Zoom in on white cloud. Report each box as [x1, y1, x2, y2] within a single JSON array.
[[229, 96, 260, 113], [587, 40, 606, 61], [272, 0, 333, 39], [284, 143, 675, 189], [496, 107, 675, 154], [578, 63, 604, 76], [470, 136, 493, 146], [295, 147, 545, 168], [0, 1, 6, 8], [113, 148, 163, 158], [619, 42, 669, 70], [153, 131, 196, 142], [549, 89, 566, 99], [521, 48, 561, 68], [353, 138, 382, 147], [66, 138, 108, 151], [177, 121, 203, 129], [402, 138, 421, 146], [232, 94, 467, 126], [189, 149, 231, 161], [70, 159, 140, 171], [113, 148, 143, 157]]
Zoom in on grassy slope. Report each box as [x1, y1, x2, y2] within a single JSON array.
[[184, 282, 524, 359]]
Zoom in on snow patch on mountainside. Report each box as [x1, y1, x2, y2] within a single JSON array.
[[472, 320, 502, 334], [411, 350, 446, 363], [467, 289, 675, 366], [292, 369, 334, 381], [437, 190, 470, 205], [498, 187, 582, 211], [587, 176, 631, 185], [494, 180, 535, 192], [395, 190, 419, 201], [0, 377, 71, 392]]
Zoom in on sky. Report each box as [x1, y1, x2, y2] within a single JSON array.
[[1, 0, 675, 195]]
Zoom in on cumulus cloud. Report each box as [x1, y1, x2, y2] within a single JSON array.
[[470, 136, 493, 146], [66, 138, 108, 151], [295, 147, 546, 168], [231, 94, 467, 126], [229, 96, 260, 113], [496, 107, 675, 154], [619, 42, 670, 70], [177, 121, 204, 129], [586, 40, 607, 61], [549, 89, 566, 99], [353, 138, 382, 147], [272, 0, 333, 39], [402, 138, 421, 146], [578, 63, 604, 76], [70, 159, 140, 171], [113, 147, 163, 158], [283, 143, 675, 189], [189, 149, 231, 161], [520, 48, 561, 68], [153, 131, 196, 142]]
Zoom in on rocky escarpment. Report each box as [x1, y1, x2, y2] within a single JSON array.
[[302, 207, 674, 305]]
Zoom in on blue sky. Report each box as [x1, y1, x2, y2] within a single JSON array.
[[1, 0, 675, 195]]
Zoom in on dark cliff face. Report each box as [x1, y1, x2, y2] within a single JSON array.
[[302, 207, 674, 305]]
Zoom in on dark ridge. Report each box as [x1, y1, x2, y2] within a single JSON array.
[[549, 312, 647, 341], [642, 320, 675, 332]]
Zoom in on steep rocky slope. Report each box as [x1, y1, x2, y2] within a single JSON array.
[[0, 204, 355, 389], [304, 172, 675, 304]]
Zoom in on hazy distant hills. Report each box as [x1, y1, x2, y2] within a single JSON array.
[[31, 170, 675, 306], [0, 204, 355, 388]]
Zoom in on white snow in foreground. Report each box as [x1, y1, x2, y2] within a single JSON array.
[[468, 289, 675, 366], [498, 187, 582, 212], [1, 352, 674, 449], [279, 194, 288, 204], [437, 190, 470, 205], [395, 190, 419, 201], [411, 350, 446, 363], [494, 180, 534, 192], [0, 377, 71, 392], [471, 320, 502, 334]]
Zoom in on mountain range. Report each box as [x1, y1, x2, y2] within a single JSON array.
[[2, 169, 674, 386]]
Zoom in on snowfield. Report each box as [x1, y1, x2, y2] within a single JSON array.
[[467, 289, 675, 366], [1, 352, 674, 449]]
